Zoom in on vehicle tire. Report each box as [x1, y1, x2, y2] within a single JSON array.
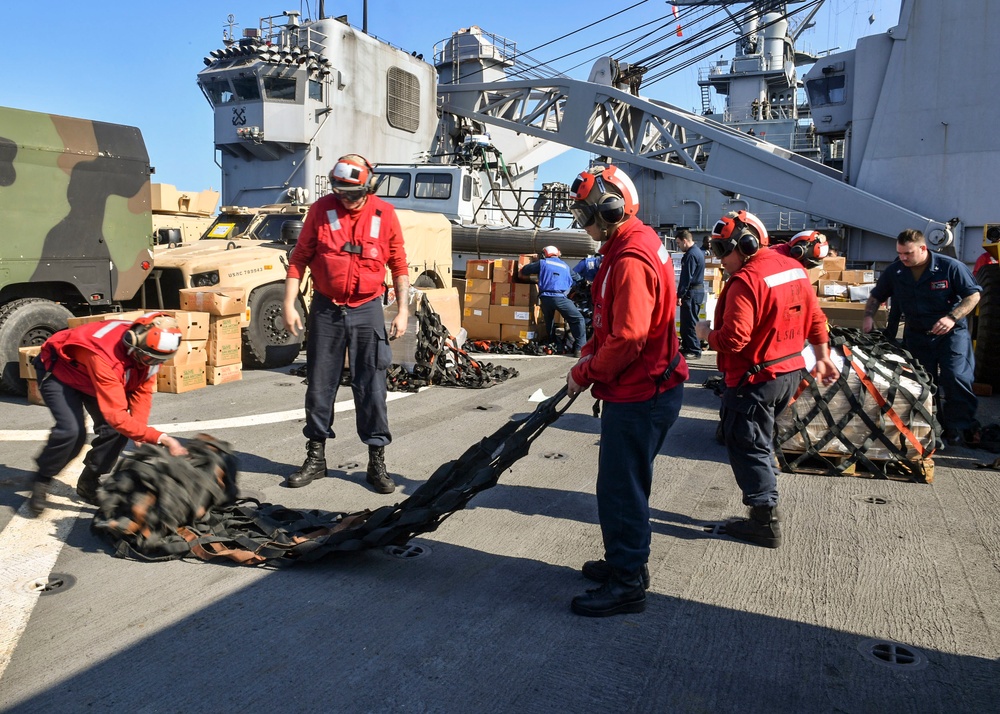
[[974, 263, 1000, 390], [242, 284, 305, 369], [0, 298, 73, 395], [413, 272, 443, 289]]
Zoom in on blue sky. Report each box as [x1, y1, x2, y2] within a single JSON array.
[[3, 0, 898, 199]]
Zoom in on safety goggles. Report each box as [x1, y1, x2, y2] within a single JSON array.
[[570, 202, 597, 228], [330, 184, 368, 202], [710, 238, 734, 259], [131, 346, 172, 367]]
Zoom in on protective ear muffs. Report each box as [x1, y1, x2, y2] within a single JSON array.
[[596, 194, 625, 224], [123, 328, 138, 348], [359, 155, 377, 193], [736, 228, 760, 257]]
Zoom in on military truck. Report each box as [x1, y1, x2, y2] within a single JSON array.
[[150, 183, 219, 247], [149, 203, 452, 368], [0, 106, 154, 394]]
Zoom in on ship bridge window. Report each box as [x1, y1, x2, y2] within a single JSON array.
[[374, 172, 411, 199], [415, 173, 452, 200], [201, 78, 233, 106], [805, 75, 846, 106], [231, 75, 261, 101], [386, 67, 420, 133], [264, 76, 297, 101], [308, 79, 323, 102]]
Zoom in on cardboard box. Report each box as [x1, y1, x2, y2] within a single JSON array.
[[66, 310, 145, 329], [18, 346, 42, 379], [516, 254, 534, 279], [465, 278, 492, 295], [489, 305, 532, 325], [464, 320, 502, 341], [824, 270, 843, 281], [419, 288, 462, 339], [491, 259, 517, 284], [822, 256, 847, 273], [464, 292, 490, 311], [179, 287, 247, 316], [165, 341, 207, 367], [817, 280, 850, 298], [207, 363, 243, 385], [156, 364, 207, 393], [463, 306, 489, 322], [806, 267, 827, 284], [818, 301, 888, 329], [26, 378, 44, 406], [466, 259, 493, 281], [159, 310, 210, 341], [453, 278, 466, 306], [206, 337, 242, 367], [209, 315, 242, 341], [501, 324, 538, 343], [491, 283, 515, 306], [840, 269, 876, 284]]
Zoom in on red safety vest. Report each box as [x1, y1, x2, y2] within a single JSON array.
[[40, 321, 156, 396], [292, 193, 401, 305], [589, 219, 687, 402], [714, 248, 814, 388]]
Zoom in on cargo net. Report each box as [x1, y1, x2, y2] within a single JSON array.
[[774, 327, 941, 482], [386, 298, 518, 392], [91, 390, 573, 566]]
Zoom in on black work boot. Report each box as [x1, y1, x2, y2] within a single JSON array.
[[724, 505, 781, 548], [581, 559, 651, 589], [571, 568, 646, 617], [287, 440, 327, 488], [76, 467, 101, 506], [28, 481, 49, 516], [365, 445, 395, 494]]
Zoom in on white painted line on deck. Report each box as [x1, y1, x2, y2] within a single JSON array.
[[0, 451, 87, 683], [0, 391, 412, 442]]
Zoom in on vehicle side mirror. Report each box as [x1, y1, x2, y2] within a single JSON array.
[[156, 228, 182, 246]]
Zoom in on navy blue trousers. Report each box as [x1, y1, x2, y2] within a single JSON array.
[[34, 363, 129, 483], [539, 294, 586, 350], [904, 327, 978, 431], [597, 384, 683, 573], [679, 289, 705, 356], [303, 294, 393, 446], [720, 370, 801, 508]]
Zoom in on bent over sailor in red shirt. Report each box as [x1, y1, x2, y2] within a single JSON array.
[[29, 313, 187, 515]]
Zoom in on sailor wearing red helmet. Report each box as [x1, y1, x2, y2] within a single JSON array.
[[283, 153, 409, 495], [565, 164, 688, 617], [696, 211, 838, 548], [28, 312, 187, 515]]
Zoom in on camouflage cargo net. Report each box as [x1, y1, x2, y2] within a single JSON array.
[[90, 390, 574, 566], [774, 327, 941, 482]]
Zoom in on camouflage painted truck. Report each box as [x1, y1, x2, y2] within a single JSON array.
[[0, 106, 154, 394], [150, 203, 452, 368]]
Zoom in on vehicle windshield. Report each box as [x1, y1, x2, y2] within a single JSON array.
[[203, 215, 255, 239]]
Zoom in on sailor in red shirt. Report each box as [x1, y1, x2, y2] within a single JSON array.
[[29, 313, 187, 515], [282, 154, 409, 494], [696, 212, 838, 548], [565, 165, 688, 617]]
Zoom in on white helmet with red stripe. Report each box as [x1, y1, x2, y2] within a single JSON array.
[[329, 153, 376, 201], [568, 164, 639, 232]]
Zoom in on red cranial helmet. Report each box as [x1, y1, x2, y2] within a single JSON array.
[[787, 230, 830, 267], [709, 210, 769, 258], [569, 165, 639, 229], [124, 312, 182, 366]]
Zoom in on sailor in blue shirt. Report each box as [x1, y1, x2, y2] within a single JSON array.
[[675, 229, 706, 359], [864, 229, 982, 446], [520, 246, 587, 357]]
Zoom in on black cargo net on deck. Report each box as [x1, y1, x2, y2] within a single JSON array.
[[92, 389, 574, 566], [386, 299, 519, 391], [774, 327, 940, 482]]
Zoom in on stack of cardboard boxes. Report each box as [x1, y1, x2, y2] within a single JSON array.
[[809, 256, 887, 328], [460, 257, 549, 343], [157, 309, 210, 393], [173, 287, 247, 390]]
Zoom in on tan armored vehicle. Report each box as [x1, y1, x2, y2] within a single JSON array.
[[150, 183, 219, 247], [150, 204, 452, 368]]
